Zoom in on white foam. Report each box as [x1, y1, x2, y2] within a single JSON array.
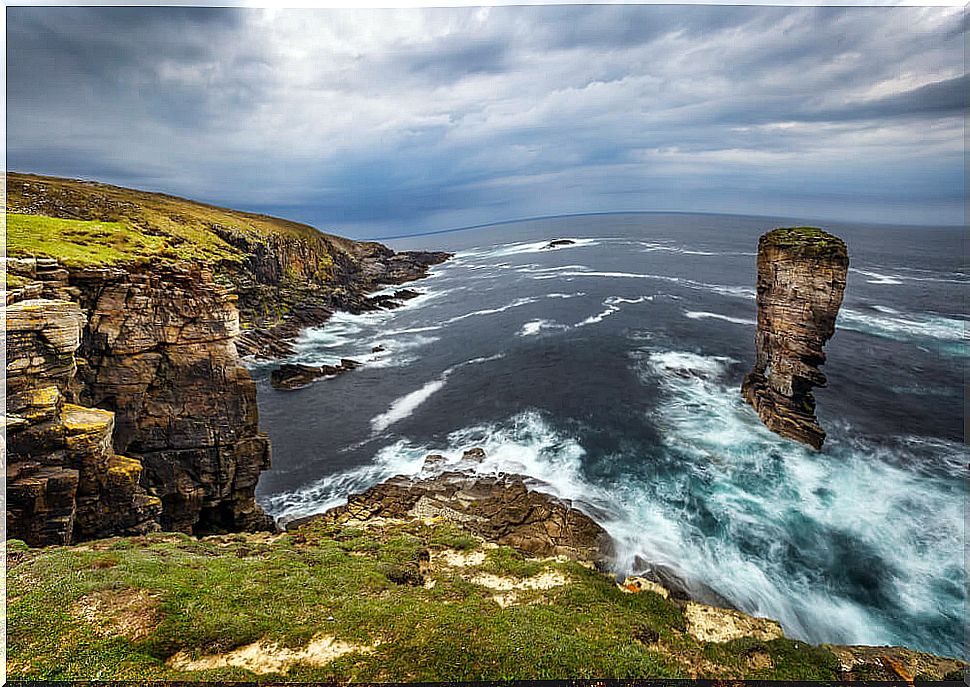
[[518, 319, 568, 337], [369, 354, 507, 433], [850, 268, 904, 285], [627, 348, 965, 651], [440, 297, 540, 325], [684, 310, 756, 326], [838, 307, 969, 348], [851, 266, 969, 286], [370, 377, 449, 433], [575, 295, 654, 327], [480, 238, 601, 258]]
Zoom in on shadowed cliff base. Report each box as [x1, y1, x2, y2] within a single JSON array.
[[741, 227, 849, 450]]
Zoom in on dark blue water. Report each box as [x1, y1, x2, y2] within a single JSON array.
[[252, 213, 966, 657]]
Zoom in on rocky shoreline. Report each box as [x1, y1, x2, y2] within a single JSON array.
[[5, 177, 962, 680], [277, 447, 964, 682]]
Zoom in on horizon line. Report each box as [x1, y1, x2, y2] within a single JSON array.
[[362, 209, 965, 241]]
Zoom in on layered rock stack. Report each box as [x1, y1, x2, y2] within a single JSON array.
[[741, 227, 848, 450]]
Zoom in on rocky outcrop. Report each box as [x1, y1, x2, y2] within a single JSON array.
[[231, 245, 450, 360], [741, 227, 848, 450], [5, 258, 273, 542], [69, 264, 274, 535], [5, 298, 162, 545], [270, 359, 361, 390], [300, 448, 613, 562]]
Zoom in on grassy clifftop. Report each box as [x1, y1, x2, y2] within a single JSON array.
[[5, 173, 448, 356], [8, 518, 852, 682], [6, 172, 357, 268]]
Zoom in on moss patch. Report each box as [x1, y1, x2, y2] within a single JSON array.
[[761, 226, 847, 258], [5, 272, 32, 289]]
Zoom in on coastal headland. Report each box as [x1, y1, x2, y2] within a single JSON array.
[[4, 174, 964, 681]]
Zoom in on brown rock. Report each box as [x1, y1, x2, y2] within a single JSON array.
[[71, 264, 273, 535], [5, 300, 162, 545], [306, 450, 613, 562], [270, 358, 361, 390], [741, 227, 848, 450]]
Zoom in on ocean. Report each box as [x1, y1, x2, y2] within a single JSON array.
[[251, 212, 966, 658]]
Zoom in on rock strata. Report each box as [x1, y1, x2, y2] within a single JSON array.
[[296, 449, 613, 562], [741, 227, 848, 450], [6, 299, 162, 545], [70, 264, 275, 534]]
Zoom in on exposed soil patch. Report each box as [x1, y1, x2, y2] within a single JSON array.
[[167, 635, 374, 674], [72, 588, 161, 641]]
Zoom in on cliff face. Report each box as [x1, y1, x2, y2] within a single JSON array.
[[741, 227, 848, 450], [6, 259, 270, 544], [71, 264, 273, 534], [6, 174, 451, 545], [7, 173, 451, 359], [6, 296, 162, 545]]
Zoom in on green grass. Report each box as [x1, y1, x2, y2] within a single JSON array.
[[6, 272, 31, 289], [6, 214, 178, 267], [5, 520, 850, 682], [763, 227, 847, 257], [6, 172, 356, 268]]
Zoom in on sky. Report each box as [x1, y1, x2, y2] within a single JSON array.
[[6, 5, 967, 238]]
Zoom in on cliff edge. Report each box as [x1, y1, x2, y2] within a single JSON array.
[[741, 227, 848, 450]]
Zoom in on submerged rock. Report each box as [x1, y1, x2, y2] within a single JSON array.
[[270, 358, 361, 390], [741, 227, 848, 450], [540, 239, 576, 250]]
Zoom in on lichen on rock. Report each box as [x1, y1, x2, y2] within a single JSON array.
[[741, 227, 848, 450]]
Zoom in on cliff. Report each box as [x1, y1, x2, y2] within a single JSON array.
[[4, 173, 450, 545], [741, 227, 848, 450], [6, 296, 162, 545], [6, 451, 964, 681], [6, 173, 450, 358]]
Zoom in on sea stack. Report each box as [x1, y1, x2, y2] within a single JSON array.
[[741, 227, 848, 450]]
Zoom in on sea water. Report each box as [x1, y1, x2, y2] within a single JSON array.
[[253, 212, 966, 657]]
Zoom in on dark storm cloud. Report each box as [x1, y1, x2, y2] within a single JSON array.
[[6, 5, 966, 236], [821, 73, 969, 121]]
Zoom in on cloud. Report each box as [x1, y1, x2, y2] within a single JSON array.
[[6, 6, 966, 236]]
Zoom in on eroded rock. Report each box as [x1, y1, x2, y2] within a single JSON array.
[[5, 299, 161, 545], [301, 449, 613, 562], [741, 227, 848, 450]]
